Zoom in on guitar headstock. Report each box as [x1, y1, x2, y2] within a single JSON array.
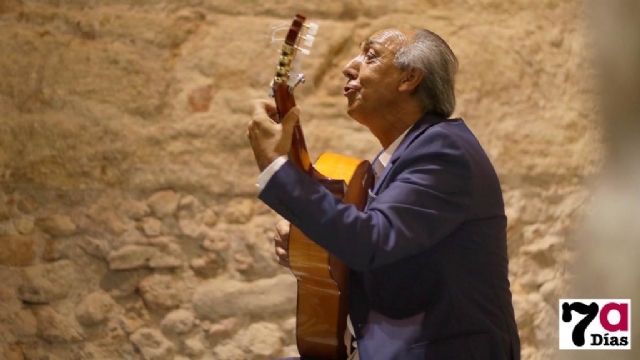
[[270, 14, 319, 102], [268, 13, 318, 171]]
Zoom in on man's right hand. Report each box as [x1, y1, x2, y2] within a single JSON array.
[[274, 219, 291, 268]]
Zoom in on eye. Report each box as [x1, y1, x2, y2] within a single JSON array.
[[364, 49, 377, 61]]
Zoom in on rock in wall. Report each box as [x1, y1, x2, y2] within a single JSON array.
[[0, 0, 601, 359]]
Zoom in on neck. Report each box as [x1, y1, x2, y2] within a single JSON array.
[[368, 101, 424, 149]]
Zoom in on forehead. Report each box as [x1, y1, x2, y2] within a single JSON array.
[[361, 29, 413, 52]]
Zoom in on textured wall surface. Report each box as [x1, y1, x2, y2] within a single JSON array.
[[0, 0, 601, 359], [562, 0, 640, 359]]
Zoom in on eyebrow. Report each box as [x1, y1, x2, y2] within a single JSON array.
[[359, 39, 382, 49]]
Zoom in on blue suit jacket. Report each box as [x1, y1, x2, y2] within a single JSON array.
[[260, 113, 520, 360]]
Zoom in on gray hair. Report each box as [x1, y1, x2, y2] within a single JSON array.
[[394, 29, 458, 118]]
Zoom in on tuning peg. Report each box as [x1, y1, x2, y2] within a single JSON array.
[[304, 35, 315, 47], [297, 47, 310, 55], [307, 22, 319, 36], [287, 73, 306, 89]]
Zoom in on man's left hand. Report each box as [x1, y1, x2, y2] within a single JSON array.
[[247, 100, 300, 172]]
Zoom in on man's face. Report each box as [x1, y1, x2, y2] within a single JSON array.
[[342, 29, 413, 124]]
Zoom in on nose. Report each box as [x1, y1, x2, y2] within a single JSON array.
[[342, 55, 361, 81]]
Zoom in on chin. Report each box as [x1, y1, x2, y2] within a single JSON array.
[[346, 105, 358, 119], [346, 108, 367, 126]]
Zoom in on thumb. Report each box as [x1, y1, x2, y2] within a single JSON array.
[[281, 107, 300, 131]]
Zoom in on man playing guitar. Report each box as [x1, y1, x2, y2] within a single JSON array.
[[247, 22, 520, 360]]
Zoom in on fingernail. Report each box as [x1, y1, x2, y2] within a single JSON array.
[[292, 107, 300, 116]]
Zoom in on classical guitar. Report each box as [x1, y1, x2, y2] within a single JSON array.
[[269, 13, 374, 360]]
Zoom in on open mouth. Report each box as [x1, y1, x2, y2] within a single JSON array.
[[343, 86, 360, 96]]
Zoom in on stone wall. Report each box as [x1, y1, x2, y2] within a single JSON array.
[[562, 0, 640, 358], [0, 0, 601, 359]]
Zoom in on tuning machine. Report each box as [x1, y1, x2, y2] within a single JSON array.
[[305, 22, 319, 36], [295, 22, 319, 55], [289, 74, 306, 92]]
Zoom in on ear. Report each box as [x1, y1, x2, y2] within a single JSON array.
[[398, 68, 423, 93]]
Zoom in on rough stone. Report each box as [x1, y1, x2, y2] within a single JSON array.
[[232, 251, 254, 273], [190, 253, 223, 279], [282, 345, 300, 358], [34, 306, 85, 343], [41, 239, 61, 262], [86, 204, 131, 236], [18, 260, 74, 303], [533, 302, 558, 348], [206, 317, 239, 344], [0, 202, 10, 220], [211, 342, 245, 360], [101, 211, 130, 235], [160, 309, 195, 335], [201, 225, 245, 252], [147, 236, 178, 249], [120, 199, 151, 220], [160, 216, 180, 237], [17, 198, 37, 214], [0, 323, 16, 345], [107, 245, 159, 270], [280, 317, 297, 345], [78, 236, 110, 259], [0, 266, 22, 319], [202, 209, 218, 227], [192, 274, 296, 321], [22, 347, 62, 360], [137, 217, 163, 237], [130, 328, 174, 360], [178, 194, 200, 210], [8, 309, 38, 338], [138, 274, 183, 311], [524, 234, 563, 253], [100, 268, 152, 298], [147, 190, 180, 218], [13, 216, 35, 235], [229, 217, 280, 280], [512, 293, 533, 330], [35, 215, 77, 236], [221, 198, 255, 224], [0, 221, 17, 236], [233, 322, 284, 359], [187, 84, 215, 113], [539, 278, 562, 309], [177, 214, 205, 239], [0, 235, 35, 266], [75, 291, 116, 326], [3, 343, 25, 360], [117, 314, 145, 335], [110, 230, 145, 249], [67, 343, 119, 360], [183, 335, 206, 357], [148, 253, 182, 269]]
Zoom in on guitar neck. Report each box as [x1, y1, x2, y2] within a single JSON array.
[[270, 12, 326, 180], [290, 123, 313, 174], [274, 82, 316, 176]]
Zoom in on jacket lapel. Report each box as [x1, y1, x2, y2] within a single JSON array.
[[372, 113, 445, 195]]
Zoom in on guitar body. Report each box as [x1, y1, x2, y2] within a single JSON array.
[[267, 13, 373, 359], [289, 154, 373, 360]]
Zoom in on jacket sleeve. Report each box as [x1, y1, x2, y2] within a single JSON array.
[[258, 129, 472, 271]]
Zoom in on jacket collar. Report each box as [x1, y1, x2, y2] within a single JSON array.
[[372, 112, 447, 194]]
